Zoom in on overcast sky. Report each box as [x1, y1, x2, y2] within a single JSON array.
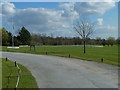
[[0, 1, 118, 39]]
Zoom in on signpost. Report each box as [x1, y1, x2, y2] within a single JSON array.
[[30, 45, 36, 51]]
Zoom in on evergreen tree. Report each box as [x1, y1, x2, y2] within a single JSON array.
[[7, 32, 12, 46], [18, 27, 31, 45]]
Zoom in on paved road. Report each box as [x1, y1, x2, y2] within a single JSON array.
[[1, 52, 118, 88]]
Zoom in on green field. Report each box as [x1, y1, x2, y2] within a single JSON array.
[[2, 58, 38, 88], [0, 58, 2, 90], [2, 45, 119, 66]]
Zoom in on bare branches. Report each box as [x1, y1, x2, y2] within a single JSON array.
[[73, 17, 94, 40]]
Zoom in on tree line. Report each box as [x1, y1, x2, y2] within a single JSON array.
[[1, 27, 120, 46]]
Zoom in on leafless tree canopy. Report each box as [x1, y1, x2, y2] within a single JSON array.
[[73, 17, 94, 40]]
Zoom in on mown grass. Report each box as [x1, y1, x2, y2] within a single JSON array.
[[0, 58, 2, 90], [2, 58, 38, 88], [1, 45, 119, 66]]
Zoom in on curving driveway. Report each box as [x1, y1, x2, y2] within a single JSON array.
[[1, 52, 118, 88]]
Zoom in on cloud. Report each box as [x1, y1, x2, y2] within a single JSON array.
[[93, 24, 118, 39], [59, 1, 115, 16], [97, 25, 117, 30], [97, 18, 103, 25], [0, 1, 15, 16], [75, 2, 115, 16], [59, 2, 75, 11], [2, 2, 79, 34], [1, 1, 116, 38]]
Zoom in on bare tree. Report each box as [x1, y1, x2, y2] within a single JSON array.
[[73, 17, 94, 53]]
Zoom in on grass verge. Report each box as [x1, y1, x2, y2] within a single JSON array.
[[0, 58, 2, 90], [2, 58, 38, 88]]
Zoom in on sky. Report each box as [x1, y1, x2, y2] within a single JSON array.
[[0, 1, 118, 39]]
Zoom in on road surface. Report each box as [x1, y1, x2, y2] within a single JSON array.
[[1, 52, 118, 88]]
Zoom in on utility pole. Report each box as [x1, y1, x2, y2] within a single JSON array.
[[12, 24, 14, 47], [12, 15, 14, 47]]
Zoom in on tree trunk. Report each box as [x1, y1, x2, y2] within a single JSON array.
[[84, 40, 86, 53]]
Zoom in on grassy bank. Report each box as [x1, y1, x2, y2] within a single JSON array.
[[2, 58, 38, 88], [2, 45, 118, 66], [0, 58, 2, 90]]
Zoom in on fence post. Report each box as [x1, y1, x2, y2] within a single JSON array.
[[46, 52, 48, 55], [69, 54, 70, 58], [30, 46, 31, 51], [15, 61, 17, 67], [6, 57, 8, 61], [18, 68, 21, 76], [34, 46, 36, 51], [101, 58, 103, 62]]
